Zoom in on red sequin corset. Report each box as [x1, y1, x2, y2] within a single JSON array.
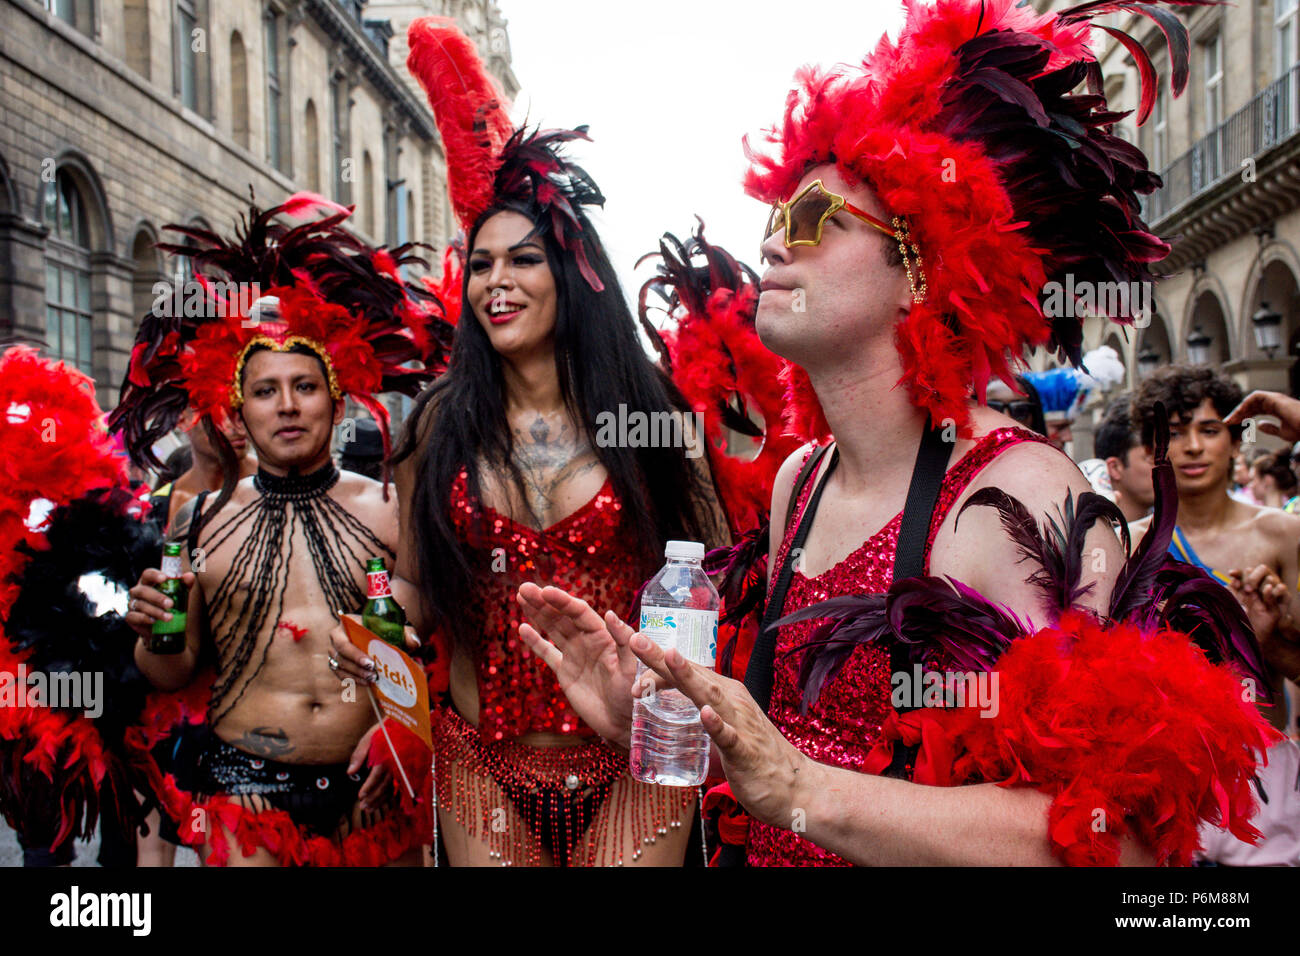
[[746, 426, 1051, 866], [449, 468, 656, 742]]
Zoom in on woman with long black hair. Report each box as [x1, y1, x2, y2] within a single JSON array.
[[365, 19, 726, 867]]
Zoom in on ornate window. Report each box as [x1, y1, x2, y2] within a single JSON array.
[[42, 171, 93, 375]]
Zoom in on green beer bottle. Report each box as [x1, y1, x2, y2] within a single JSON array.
[[361, 557, 407, 650], [148, 542, 188, 654]]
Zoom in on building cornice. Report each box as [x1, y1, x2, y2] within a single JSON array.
[[305, 0, 437, 142]]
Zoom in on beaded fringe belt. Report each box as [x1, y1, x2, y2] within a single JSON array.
[[433, 706, 698, 866]]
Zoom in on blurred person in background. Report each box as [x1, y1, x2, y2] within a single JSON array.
[[1094, 394, 1153, 523], [1232, 448, 1261, 505], [1133, 368, 1300, 865], [338, 416, 384, 481], [984, 375, 1047, 435], [1249, 451, 1299, 511]]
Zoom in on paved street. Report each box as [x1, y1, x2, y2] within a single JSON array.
[[0, 819, 198, 868]]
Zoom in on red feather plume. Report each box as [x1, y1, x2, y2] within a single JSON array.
[[406, 16, 514, 231]]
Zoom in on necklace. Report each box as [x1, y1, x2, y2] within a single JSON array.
[[198, 459, 389, 725], [253, 461, 341, 501]]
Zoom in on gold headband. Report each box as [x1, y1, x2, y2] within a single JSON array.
[[230, 335, 343, 408]]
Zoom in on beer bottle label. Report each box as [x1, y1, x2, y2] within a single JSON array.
[[367, 569, 392, 599], [161, 553, 182, 579]]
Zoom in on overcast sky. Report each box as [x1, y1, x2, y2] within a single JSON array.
[[495, 0, 904, 312]]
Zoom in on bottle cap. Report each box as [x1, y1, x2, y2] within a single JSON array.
[[664, 540, 705, 562]]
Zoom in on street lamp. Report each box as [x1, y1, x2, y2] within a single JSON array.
[[1251, 301, 1284, 359], [1137, 344, 1161, 378], [1186, 325, 1213, 365]]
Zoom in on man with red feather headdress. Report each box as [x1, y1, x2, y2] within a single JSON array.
[[110, 193, 453, 865], [517, 0, 1280, 866]]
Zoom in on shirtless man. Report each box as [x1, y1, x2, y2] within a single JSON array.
[[126, 342, 423, 866], [1129, 365, 1300, 865]]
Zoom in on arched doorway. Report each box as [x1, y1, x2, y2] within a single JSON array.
[[1185, 290, 1231, 365], [1136, 313, 1174, 381], [1244, 257, 1300, 395], [130, 225, 164, 323]]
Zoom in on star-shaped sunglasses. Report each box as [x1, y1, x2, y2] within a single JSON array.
[[763, 180, 927, 303]]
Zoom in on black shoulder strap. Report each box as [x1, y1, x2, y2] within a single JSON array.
[[742, 426, 953, 743], [720, 427, 954, 865], [743, 444, 835, 711], [883, 423, 954, 778], [186, 490, 210, 560], [893, 423, 955, 582]]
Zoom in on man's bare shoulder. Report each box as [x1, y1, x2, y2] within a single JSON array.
[[1239, 499, 1300, 541], [333, 469, 399, 545], [334, 469, 395, 509], [775, 441, 818, 490], [169, 476, 257, 542], [770, 441, 819, 529], [961, 436, 1089, 512], [938, 435, 1123, 617]]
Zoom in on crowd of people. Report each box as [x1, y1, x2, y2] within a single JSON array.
[[1, 1, 1297, 868]]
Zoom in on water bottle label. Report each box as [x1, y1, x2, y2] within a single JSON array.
[[639, 605, 717, 667]]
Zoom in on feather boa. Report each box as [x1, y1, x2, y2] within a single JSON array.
[[865, 612, 1277, 866], [0, 348, 163, 858]]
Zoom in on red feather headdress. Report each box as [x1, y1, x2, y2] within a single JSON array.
[[638, 222, 800, 535], [747, 0, 1214, 438], [108, 192, 454, 489], [407, 17, 608, 290]]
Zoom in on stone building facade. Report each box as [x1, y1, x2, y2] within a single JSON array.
[[0, 0, 516, 414], [1030, 3, 1300, 456]]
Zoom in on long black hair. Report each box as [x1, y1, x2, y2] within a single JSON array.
[[394, 201, 712, 647]]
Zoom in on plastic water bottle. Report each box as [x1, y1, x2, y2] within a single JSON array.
[[629, 540, 719, 787]]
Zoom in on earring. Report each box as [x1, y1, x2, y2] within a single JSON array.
[[893, 217, 927, 304]]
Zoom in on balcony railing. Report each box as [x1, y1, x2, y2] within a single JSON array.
[[1145, 65, 1300, 223]]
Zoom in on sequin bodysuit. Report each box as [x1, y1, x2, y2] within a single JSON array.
[[746, 427, 1051, 866], [448, 468, 657, 741], [436, 468, 695, 867]]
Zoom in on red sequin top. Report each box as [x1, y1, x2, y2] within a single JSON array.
[[746, 426, 1052, 866], [449, 468, 657, 742]]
